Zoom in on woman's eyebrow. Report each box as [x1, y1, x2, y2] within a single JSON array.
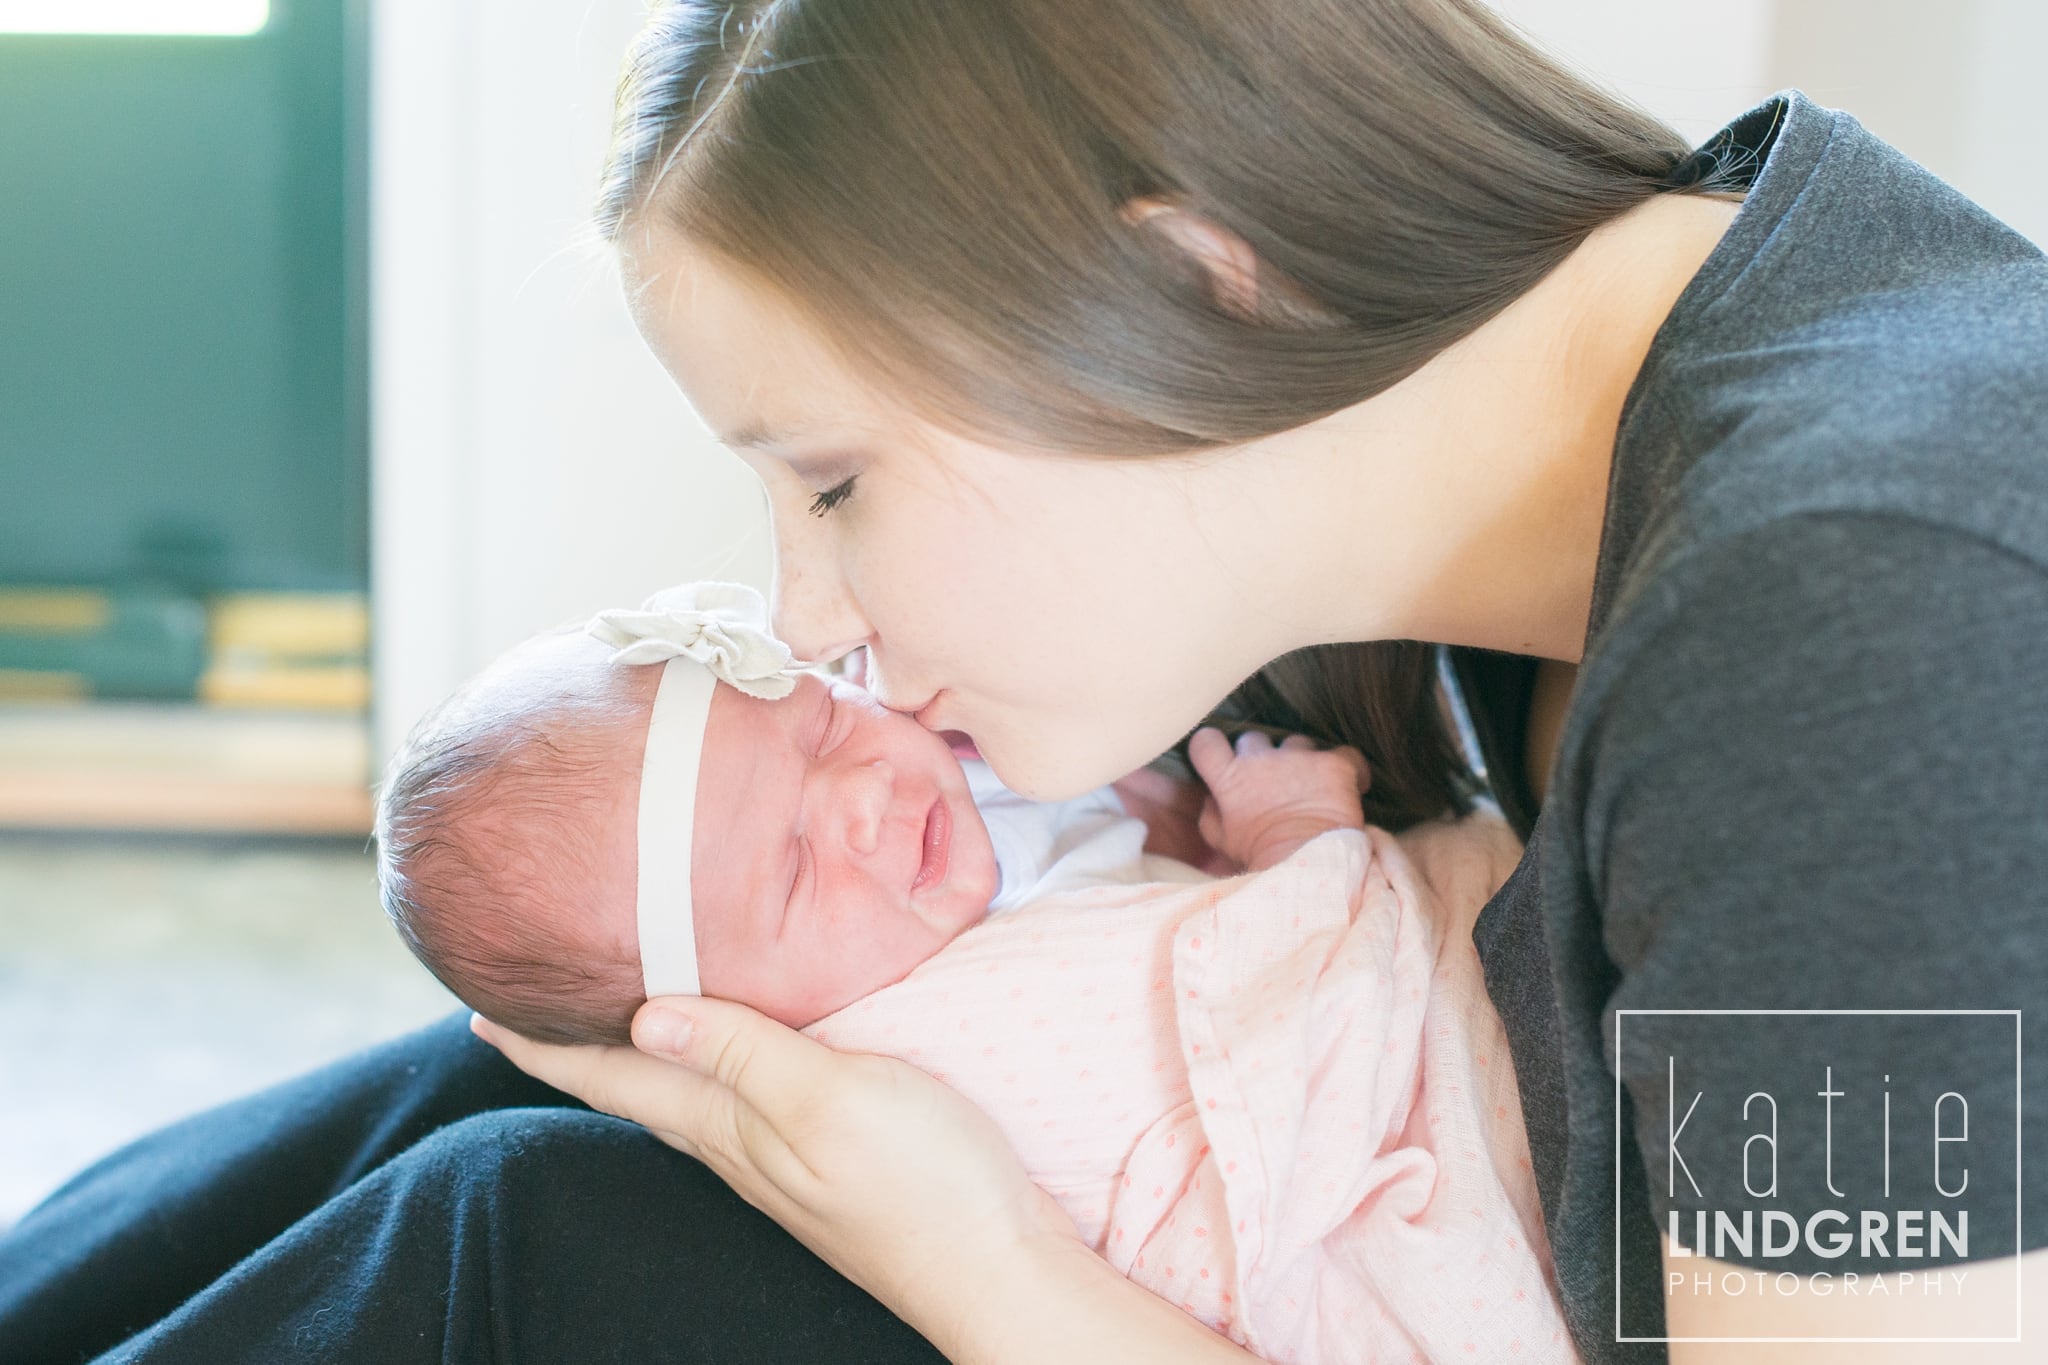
[[720, 417, 806, 449], [723, 432, 861, 487]]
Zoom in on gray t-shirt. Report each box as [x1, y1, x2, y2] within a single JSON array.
[[1470, 89, 2048, 1362]]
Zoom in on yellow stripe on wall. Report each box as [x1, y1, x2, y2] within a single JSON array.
[[0, 670, 90, 701], [208, 593, 368, 658], [0, 591, 111, 635], [199, 665, 370, 711]]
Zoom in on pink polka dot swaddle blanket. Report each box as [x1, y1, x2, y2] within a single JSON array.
[[805, 811, 1576, 1365]]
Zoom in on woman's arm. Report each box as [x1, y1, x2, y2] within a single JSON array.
[[960, 1239, 1264, 1364], [472, 999, 1264, 1364], [1585, 515, 2048, 1353]]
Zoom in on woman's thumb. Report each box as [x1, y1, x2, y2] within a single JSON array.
[[632, 995, 826, 1111], [633, 998, 700, 1060]]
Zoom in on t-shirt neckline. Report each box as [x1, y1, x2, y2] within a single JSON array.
[[1590, 89, 1836, 647], [1516, 89, 1836, 853]]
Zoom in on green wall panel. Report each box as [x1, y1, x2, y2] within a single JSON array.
[[0, 0, 363, 595]]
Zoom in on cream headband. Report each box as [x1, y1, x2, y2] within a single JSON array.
[[586, 581, 810, 998]]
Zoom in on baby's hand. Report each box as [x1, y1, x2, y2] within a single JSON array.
[[1188, 728, 1370, 873]]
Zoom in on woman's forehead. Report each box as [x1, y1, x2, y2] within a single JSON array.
[[620, 232, 908, 447]]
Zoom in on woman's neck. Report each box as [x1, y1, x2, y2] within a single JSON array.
[[1256, 192, 1744, 666]]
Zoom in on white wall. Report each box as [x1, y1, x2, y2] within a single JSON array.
[[1486, 0, 2046, 251], [1766, 0, 2047, 249], [369, 0, 769, 765], [1486, 0, 1777, 143]]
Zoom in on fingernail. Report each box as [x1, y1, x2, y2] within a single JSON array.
[[639, 1007, 695, 1056]]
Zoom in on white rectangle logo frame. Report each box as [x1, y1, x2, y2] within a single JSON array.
[[1612, 1008, 2022, 1345]]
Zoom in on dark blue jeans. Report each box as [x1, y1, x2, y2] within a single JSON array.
[[0, 1011, 948, 1363]]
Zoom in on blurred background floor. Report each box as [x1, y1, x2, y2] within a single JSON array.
[[0, 835, 454, 1229]]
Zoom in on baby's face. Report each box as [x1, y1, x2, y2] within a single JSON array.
[[683, 671, 1000, 1027]]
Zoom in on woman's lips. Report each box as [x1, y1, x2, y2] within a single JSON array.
[[911, 692, 979, 760], [910, 796, 951, 893]]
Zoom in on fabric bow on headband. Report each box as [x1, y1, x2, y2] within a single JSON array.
[[586, 580, 810, 698]]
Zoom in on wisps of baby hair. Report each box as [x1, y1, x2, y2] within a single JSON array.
[[373, 648, 650, 1047]]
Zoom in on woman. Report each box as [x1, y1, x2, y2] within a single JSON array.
[[3, 1, 2041, 1361]]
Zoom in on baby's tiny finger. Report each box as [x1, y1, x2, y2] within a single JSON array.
[[1234, 730, 1274, 755], [1187, 727, 1231, 777], [1278, 733, 1316, 751]]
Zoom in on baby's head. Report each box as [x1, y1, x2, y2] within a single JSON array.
[[375, 584, 998, 1045]]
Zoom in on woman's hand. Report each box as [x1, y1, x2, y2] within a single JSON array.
[[469, 996, 1086, 1357]]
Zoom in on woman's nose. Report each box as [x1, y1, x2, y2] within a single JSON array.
[[768, 516, 871, 665], [831, 759, 894, 856]]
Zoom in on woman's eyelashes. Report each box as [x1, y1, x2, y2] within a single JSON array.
[[807, 474, 858, 517]]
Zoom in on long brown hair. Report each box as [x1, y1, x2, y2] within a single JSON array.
[[598, 0, 1739, 835]]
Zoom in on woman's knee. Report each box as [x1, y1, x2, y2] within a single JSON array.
[[415, 1105, 652, 1163], [403, 1108, 701, 1208], [303, 1108, 934, 1361]]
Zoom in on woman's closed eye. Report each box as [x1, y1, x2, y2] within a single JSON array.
[[807, 475, 857, 517]]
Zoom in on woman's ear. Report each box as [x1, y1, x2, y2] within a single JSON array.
[[1120, 195, 1263, 318]]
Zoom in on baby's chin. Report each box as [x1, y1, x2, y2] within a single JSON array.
[[908, 864, 996, 944], [942, 878, 998, 938], [939, 799, 1002, 933]]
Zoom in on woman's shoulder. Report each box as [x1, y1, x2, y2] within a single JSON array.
[[1597, 262, 2048, 687], [1607, 91, 2048, 628], [1625, 265, 2048, 589]]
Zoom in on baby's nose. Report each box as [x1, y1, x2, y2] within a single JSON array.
[[835, 759, 894, 856]]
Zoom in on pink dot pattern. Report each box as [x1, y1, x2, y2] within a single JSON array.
[[807, 812, 1574, 1364]]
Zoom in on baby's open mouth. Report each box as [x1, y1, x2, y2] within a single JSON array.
[[910, 797, 951, 893]]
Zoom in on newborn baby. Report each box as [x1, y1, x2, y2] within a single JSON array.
[[377, 582, 1572, 1363], [374, 581, 1223, 1043]]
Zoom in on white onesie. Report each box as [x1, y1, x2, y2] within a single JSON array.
[[959, 758, 1209, 913]]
